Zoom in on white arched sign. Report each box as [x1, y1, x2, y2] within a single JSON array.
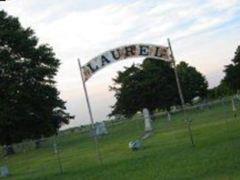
[[81, 44, 173, 82], [77, 41, 194, 163]]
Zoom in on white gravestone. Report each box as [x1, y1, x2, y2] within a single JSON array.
[[129, 140, 142, 151], [95, 122, 108, 136], [167, 111, 171, 121], [1, 165, 9, 177], [143, 108, 153, 132], [232, 97, 237, 112], [53, 143, 58, 154]]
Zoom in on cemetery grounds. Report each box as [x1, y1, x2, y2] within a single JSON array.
[[1, 98, 240, 179]]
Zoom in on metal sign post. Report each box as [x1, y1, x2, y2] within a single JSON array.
[[232, 97, 237, 118], [53, 135, 63, 174], [77, 59, 103, 165], [167, 38, 195, 147]]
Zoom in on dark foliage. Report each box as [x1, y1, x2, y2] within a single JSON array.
[[110, 58, 208, 118], [0, 11, 73, 146], [223, 46, 240, 92], [177, 62, 208, 104]]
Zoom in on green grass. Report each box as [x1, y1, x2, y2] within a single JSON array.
[[1, 101, 240, 179]]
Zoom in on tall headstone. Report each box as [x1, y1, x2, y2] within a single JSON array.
[[142, 108, 153, 132]]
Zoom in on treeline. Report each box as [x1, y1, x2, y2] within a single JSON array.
[[208, 46, 240, 99], [110, 45, 240, 118], [109, 59, 208, 118]]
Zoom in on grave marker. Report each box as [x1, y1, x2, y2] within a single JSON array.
[[143, 108, 153, 132], [0, 165, 9, 177]]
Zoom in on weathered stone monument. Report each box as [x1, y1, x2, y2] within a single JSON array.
[[232, 97, 237, 118], [95, 122, 108, 136], [129, 140, 142, 151], [232, 97, 237, 112], [0, 165, 9, 177], [143, 108, 153, 132], [167, 111, 171, 121], [141, 108, 153, 140]]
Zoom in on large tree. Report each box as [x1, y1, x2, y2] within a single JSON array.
[[0, 11, 73, 149], [177, 62, 208, 104], [110, 59, 208, 118], [109, 58, 179, 118], [223, 46, 240, 92]]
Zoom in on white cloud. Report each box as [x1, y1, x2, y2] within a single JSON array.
[[210, 0, 239, 10]]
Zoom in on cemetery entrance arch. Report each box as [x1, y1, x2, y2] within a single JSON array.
[[77, 41, 193, 163]]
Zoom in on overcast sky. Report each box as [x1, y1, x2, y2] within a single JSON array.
[[1, 0, 240, 129]]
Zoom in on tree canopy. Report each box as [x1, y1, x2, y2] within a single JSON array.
[[177, 62, 208, 104], [0, 10, 73, 146], [110, 58, 208, 118], [223, 46, 240, 92]]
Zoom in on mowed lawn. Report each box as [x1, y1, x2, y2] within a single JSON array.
[[1, 100, 240, 179]]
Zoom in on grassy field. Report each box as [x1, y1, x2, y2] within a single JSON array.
[[1, 100, 240, 179]]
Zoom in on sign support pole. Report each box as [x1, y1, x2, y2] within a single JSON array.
[[53, 134, 63, 174], [167, 38, 195, 147], [77, 59, 103, 164], [232, 97, 237, 118]]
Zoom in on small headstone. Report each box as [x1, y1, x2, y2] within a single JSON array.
[[1, 165, 10, 177], [198, 104, 202, 110], [192, 96, 201, 104], [167, 111, 171, 121], [95, 122, 108, 136], [232, 97, 237, 112], [199, 102, 206, 110], [172, 106, 177, 113], [236, 94, 240, 100], [53, 143, 58, 154], [129, 140, 142, 151], [3, 145, 15, 155], [35, 137, 44, 149]]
